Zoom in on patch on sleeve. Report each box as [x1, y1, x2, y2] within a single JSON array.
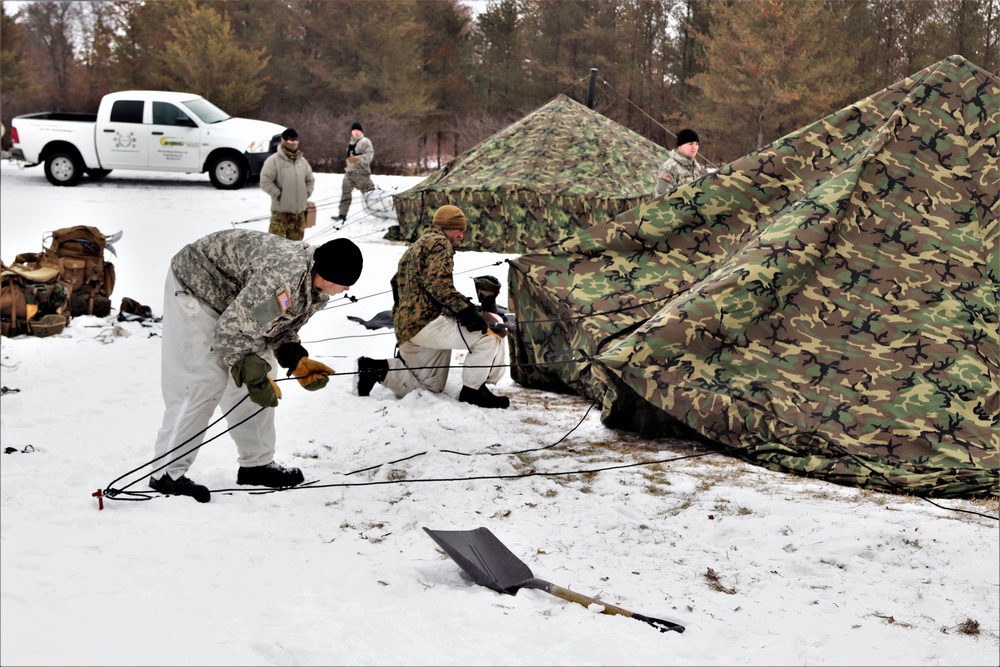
[[277, 290, 292, 312], [662, 173, 672, 182], [251, 290, 290, 328]]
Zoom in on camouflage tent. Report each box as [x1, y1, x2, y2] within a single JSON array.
[[390, 94, 670, 253], [507, 55, 999, 498]]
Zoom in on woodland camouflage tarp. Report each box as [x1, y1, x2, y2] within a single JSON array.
[[507, 55, 999, 498], [390, 94, 670, 253]]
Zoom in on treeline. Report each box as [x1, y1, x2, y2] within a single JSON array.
[[2, 0, 997, 173]]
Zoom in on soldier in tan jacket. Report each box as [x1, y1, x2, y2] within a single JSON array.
[[260, 128, 315, 240]]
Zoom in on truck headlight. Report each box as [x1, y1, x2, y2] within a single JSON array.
[[246, 139, 272, 153]]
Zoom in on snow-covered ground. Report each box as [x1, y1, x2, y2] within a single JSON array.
[[1, 160, 997, 666]]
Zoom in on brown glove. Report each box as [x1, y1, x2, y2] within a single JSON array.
[[347, 156, 358, 164], [289, 357, 334, 391]]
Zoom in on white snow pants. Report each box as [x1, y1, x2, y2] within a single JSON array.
[[381, 314, 506, 397], [152, 270, 277, 480]]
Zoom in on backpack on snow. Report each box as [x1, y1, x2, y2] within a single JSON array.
[[0, 262, 70, 338], [33, 226, 118, 317]]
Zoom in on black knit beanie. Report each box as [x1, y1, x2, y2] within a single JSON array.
[[351, 121, 363, 132], [676, 128, 699, 148], [313, 238, 363, 286]]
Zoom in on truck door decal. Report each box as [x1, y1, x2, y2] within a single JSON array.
[[114, 131, 137, 149], [150, 102, 200, 170]]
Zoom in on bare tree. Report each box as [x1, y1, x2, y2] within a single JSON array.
[[18, 0, 80, 109]]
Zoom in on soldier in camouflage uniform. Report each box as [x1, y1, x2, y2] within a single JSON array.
[[655, 128, 706, 196], [333, 121, 374, 222], [355, 205, 509, 409], [149, 230, 364, 502], [261, 128, 315, 241]]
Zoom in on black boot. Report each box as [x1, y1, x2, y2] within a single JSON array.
[[237, 461, 305, 488], [458, 383, 510, 409], [356, 356, 388, 397], [150, 474, 211, 503]]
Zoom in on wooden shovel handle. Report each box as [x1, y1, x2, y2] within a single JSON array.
[[527, 579, 685, 634]]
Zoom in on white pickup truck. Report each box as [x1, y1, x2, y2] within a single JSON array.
[[10, 90, 286, 190]]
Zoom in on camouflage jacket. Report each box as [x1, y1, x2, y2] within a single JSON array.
[[260, 147, 315, 214], [390, 226, 471, 343], [170, 230, 330, 367], [346, 135, 373, 175], [655, 149, 707, 196]]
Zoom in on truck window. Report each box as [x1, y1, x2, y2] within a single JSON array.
[[109, 100, 144, 124], [182, 97, 231, 125], [152, 102, 193, 126]]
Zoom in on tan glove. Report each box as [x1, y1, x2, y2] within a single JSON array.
[[347, 156, 358, 164], [290, 357, 335, 391], [267, 377, 284, 400]]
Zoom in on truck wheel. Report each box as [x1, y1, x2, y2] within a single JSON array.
[[86, 168, 112, 179], [44, 151, 84, 186], [208, 154, 248, 190]]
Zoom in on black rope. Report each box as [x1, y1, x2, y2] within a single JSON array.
[[318, 258, 509, 312], [99, 376, 998, 521], [103, 395, 265, 501], [98, 357, 590, 503], [436, 400, 599, 457]]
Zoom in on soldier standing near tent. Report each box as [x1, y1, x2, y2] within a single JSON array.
[[149, 230, 364, 502], [354, 205, 510, 409], [655, 128, 706, 196], [332, 121, 374, 222], [260, 128, 315, 240]]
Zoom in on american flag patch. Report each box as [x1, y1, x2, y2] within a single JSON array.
[[276, 290, 292, 312]]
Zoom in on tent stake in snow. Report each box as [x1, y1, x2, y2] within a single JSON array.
[[424, 527, 684, 634]]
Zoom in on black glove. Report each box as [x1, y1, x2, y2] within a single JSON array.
[[456, 304, 488, 333], [275, 342, 308, 370]]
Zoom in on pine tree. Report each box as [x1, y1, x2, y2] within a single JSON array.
[[1, 5, 36, 106], [154, 0, 268, 115], [690, 0, 857, 162], [472, 0, 525, 113]]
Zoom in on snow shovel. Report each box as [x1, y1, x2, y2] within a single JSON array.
[[423, 527, 685, 634]]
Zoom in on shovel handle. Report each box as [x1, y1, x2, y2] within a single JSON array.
[[538, 581, 685, 634]]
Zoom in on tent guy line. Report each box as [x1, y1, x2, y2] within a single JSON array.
[[583, 69, 722, 169], [105, 437, 1000, 521], [96, 378, 1000, 522], [318, 258, 510, 311], [230, 184, 403, 228]]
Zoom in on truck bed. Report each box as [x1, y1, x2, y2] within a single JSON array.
[[17, 111, 97, 123]]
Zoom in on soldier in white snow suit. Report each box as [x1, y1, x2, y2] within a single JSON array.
[[149, 230, 363, 502]]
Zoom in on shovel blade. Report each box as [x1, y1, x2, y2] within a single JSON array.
[[423, 527, 533, 594]]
